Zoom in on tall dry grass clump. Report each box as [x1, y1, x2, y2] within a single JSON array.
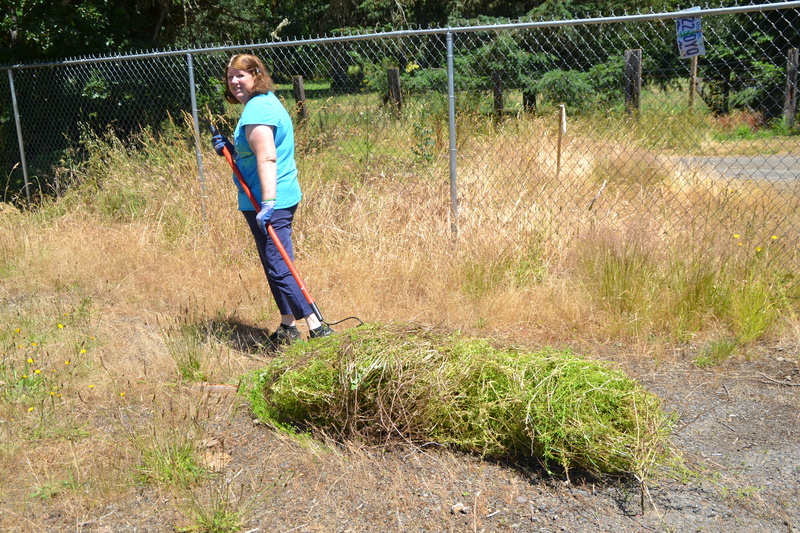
[[2, 107, 797, 358], [286, 103, 798, 349]]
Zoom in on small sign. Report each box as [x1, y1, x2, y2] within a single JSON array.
[[676, 7, 705, 59]]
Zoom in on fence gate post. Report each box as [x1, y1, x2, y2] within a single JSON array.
[[624, 49, 642, 114], [387, 67, 402, 115], [785, 48, 798, 127], [292, 75, 308, 123], [689, 55, 698, 109]]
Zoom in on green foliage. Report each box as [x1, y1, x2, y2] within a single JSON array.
[[698, 11, 800, 117], [1, 0, 126, 63], [523, 56, 624, 113], [535, 69, 596, 113], [247, 323, 673, 480]]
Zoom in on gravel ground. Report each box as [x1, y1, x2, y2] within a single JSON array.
[[31, 342, 800, 533]]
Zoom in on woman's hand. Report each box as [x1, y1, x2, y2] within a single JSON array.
[[211, 132, 236, 157], [256, 200, 275, 234]]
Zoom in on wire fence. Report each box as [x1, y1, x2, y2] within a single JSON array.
[[1, 2, 799, 271]]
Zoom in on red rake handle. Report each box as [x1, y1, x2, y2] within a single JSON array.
[[211, 126, 323, 322]]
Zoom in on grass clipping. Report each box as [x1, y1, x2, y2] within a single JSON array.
[[247, 323, 671, 480]]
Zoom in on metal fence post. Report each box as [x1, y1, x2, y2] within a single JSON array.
[[186, 52, 208, 221], [786, 47, 798, 127], [7, 69, 31, 202], [447, 31, 459, 237]]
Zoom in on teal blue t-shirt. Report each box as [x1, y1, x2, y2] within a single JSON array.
[[232, 92, 302, 211]]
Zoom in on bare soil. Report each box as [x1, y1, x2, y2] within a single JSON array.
[[21, 337, 800, 533]]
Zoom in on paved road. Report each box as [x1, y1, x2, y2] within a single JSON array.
[[674, 153, 800, 182]]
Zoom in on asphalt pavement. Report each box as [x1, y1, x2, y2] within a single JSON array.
[[674, 153, 800, 182]]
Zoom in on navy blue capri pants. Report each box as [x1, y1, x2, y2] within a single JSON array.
[[242, 204, 314, 320]]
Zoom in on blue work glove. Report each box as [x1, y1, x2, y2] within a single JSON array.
[[255, 200, 276, 234], [211, 133, 235, 157]]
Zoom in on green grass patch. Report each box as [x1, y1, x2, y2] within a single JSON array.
[[695, 336, 739, 367], [161, 307, 211, 383], [246, 323, 673, 481]]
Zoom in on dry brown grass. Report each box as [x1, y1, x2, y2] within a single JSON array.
[[0, 113, 798, 531]]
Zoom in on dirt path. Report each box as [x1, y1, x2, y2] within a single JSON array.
[[40, 343, 798, 533]]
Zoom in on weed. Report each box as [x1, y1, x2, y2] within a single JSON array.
[[135, 438, 206, 487], [694, 336, 739, 367], [116, 398, 210, 489], [162, 307, 210, 383], [178, 472, 286, 533]]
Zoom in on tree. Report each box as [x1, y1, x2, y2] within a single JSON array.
[[0, 0, 155, 65]]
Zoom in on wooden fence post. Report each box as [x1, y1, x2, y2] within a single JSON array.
[[292, 75, 308, 123], [624, 49, 642, 114], [492, 70, 503, 118], [785, 47, 798, 127], [387, 67, 402, 115]]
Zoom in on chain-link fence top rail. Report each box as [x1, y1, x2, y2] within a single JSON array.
[[1, 1, 799, 271]]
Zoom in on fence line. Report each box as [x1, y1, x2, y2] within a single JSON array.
[[1, 2, 799, 272]]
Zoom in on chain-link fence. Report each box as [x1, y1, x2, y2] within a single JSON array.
[[1, 2, 799, 270]]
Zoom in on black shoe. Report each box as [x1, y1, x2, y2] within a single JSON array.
[[309, 324, 334, 339], [268, 324, 301, 347]]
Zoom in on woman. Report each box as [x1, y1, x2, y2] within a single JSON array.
[[211, 53, 332, 345]]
